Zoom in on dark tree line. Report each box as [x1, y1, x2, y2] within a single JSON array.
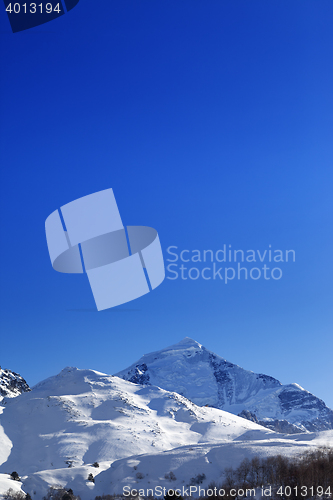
[[205, 446, 333, 499]]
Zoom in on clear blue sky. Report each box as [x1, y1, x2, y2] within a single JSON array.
[[0, 1, 332, 409]]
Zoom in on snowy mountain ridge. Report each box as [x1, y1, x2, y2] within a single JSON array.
[[115, 337, 333, 433], [0, 366, 270, 476]]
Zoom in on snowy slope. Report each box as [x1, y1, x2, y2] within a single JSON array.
[[0, 367, 268, 477], [115, 338, 333, 433], [90, 430, 333, 498], [0, 474, 24, 497], [8, 430, 333, 500], [0, 368, 30, 401]]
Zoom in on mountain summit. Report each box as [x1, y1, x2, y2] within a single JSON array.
[[115, 338, 333, 433]]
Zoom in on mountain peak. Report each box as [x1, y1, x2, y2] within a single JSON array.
[[60, 366, 78, 374], [163, 337, 203, 350], [32, 366, 110, 397], [115, 339, 333, 433]]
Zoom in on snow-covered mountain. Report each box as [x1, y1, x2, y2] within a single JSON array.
[[0, 366, 275, 498], [0, 367, 268, 475], [0, 368, 30, 401], [1, 365, 332, 500], [115, 338, 333, 433]]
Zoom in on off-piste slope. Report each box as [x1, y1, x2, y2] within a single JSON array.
[[115, 337, 333, 433], [90, 429, 333, 498], [17, 430, 333, 500], [0, 366, 269, 478]]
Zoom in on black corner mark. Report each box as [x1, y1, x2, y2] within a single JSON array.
[[63, 0, 79, 12], [3, 0, 80, 33]]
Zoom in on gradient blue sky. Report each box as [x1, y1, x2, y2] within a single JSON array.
[[0, 0, 332, 408]]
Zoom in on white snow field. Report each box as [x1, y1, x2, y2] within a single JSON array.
[[90, 430, 333, 499], [16, 430, 333, 500], [0, 473, 24, 497]]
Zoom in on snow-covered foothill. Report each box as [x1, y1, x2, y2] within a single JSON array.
[[0, 366, 268, 477]]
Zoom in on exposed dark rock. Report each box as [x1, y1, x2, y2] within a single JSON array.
[[0, 367, 31, 400]]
